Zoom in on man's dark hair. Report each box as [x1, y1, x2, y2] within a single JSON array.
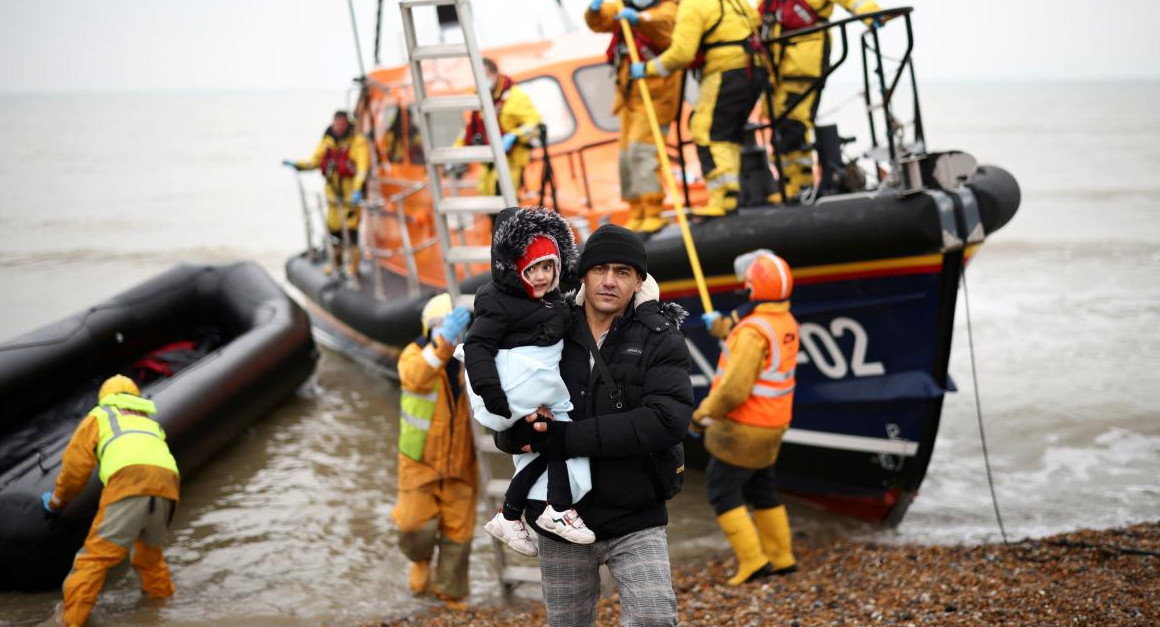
[[333, 110, 350, 120], [482, 57, 498, 74]]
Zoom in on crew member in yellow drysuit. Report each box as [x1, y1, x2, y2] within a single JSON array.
[[632, 0, 767, 218], [392, 294, 479, 603], [696, 250, 799, 585], [586, 0, 682, 234], [283, 110, 371, 275], [758, 0, 882, 201], [456, 58, 542, 198], [42, 375, 180, 627]]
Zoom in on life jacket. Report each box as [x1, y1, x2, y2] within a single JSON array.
[[94, 400, 179, 485], [712, 307, 798, 429], [321, 125, 358, 178], [399, 386, 437, 462], [465, 75, 514, 147], [759, 0, 826, 34], [690, 0, 766, 76], [606, 30, 663, 66]]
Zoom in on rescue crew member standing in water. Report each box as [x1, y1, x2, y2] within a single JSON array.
[[41, 375, 180, 627], [631, 0, 767, 219], [283, 110, 371, 276], [392, 294, 479, 604], [696, 250, 799, 585], [455, 58, 542, 197], [758, 0, 883, 202], [585, 0, 682, 234]]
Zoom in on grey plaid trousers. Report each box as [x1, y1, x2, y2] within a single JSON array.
[[539, 525, 679, 626]]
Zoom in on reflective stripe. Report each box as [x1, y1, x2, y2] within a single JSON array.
[[706, 173, 740, 189], [651, 60, 671, 77], [401, 409, 433, 431], [752, 384, 794, 398], [98, 407, 163, 459], [421, 344, 442, 368], [758, 367, 795, 383], [850, 0, 872, 12]]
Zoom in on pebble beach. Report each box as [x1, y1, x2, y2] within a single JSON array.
[[377, 521, 1160, 626]]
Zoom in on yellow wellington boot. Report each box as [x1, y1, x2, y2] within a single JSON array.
[[754, 505, 797, 575], [408, 560, 431, 595], [624, 198, 645, 231], [779, 150, 814, 201], [347, 245, 361, 277], [717, 507, 775, 585], [636, 192, 669, 234]]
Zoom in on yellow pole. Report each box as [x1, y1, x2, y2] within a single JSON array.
[[617, 6, 714, 314]]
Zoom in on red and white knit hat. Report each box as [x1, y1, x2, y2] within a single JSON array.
[[516, 234, 561, 297]]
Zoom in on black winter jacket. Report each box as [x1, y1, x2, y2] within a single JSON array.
[[496, 294, 693, 540], [462, 207, 579, 419]]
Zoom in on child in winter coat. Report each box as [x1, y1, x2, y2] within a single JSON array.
[[460, 206, 595, 556]]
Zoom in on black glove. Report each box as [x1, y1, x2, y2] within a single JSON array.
[[531, 421, 569, 460], [498, 418, 543, 452]]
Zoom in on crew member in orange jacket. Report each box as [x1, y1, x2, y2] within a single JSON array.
[[695, 249, 799, 585], [585, 0, 682, 234], [41, 375, 180, 627], [392, 294, 479, 603]]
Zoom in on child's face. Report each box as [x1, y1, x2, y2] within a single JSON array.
[[523, 259, 556, 298]]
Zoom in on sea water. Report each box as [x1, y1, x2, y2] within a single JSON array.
[[0, 82, 1157, 625]]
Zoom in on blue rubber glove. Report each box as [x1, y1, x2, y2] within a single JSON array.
[[589, 0, 603, 11], [701, 311, 721, 329], [501, 132, 518, 153], [41, 492, 59, 515], [281, 159, 299, 170], [629, 62, 647, 80], [436, 307, 472, 343], [615, 8, 639, 24], [350, 190, 363, 205]]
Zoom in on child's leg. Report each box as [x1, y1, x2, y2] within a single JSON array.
[[503, 455, 549, 520], [546, 457, 573, 510]]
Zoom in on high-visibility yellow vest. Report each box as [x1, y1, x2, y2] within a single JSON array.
[[94, 399, 179, 485], [399, 388, 437, 462]]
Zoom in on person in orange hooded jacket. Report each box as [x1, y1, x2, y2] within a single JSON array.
[[392, 294, 478, 603], [696, 250, 799, 586], [42, 375, 180, 627]]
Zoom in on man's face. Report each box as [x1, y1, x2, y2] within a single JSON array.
[[485, 68, 498, 88], [583, 263, 642, 315], [332, 115, 350, 136]]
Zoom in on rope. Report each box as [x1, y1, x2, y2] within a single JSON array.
[[346, 0, 367, 78], [961, 264, 1010, 545], [373, 0, 384, 67]]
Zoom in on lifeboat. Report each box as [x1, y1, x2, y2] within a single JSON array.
[[285, 7, 1020, 523], [0, 262, 318, 590]]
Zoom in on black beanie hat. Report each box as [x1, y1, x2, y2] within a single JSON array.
[[578, 224, 647, 277]]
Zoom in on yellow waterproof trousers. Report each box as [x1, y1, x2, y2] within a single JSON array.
[[690, 66, 768, 216], [392, 478, 476, 600], [771, 31, 829, 198], [63, 496, 175, 627], [477, 149, 529, 198], [325, 176, 361, 237]]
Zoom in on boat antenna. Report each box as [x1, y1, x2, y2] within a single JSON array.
[[346, 0, 368, 78], [961, 266, 1010, 545], [373, 0, 385, 67]]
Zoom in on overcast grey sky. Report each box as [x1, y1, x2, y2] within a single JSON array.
[[2, 0, 1158, 93]]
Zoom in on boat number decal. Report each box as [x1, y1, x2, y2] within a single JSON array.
[[798, 317, 885, 379]]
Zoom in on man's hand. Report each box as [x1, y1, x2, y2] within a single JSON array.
[[589, 0, 603, 11], [525, 421, 568, 458], [615, 7, 640, 24], [41, 491, 60, 516], [436, 307, 472, 344], [523, 405, 555, 422], [281, 159, 301, 170], [350, 190, 364, 205], [629, 62, 647, 80]]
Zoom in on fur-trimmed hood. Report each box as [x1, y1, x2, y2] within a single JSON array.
[[490, 207, 579, 296]]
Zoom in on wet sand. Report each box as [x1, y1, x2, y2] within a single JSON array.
[[376, 521, 1160, 626]]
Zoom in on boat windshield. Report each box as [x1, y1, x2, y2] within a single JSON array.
[[573, 63, 619, 134], [518, 76, 576, 145]]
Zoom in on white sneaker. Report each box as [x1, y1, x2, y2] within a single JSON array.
[[484, 512, 539, 557], [535, 505, 596, 544]]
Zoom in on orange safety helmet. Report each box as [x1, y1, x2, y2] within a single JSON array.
[[98, 374, 140, 402], [735, 249, 793, 301]]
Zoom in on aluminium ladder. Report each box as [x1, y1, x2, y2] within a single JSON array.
[[398, 0, 538, 600]]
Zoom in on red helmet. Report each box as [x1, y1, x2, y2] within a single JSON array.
[[736, 249, 793, 301]]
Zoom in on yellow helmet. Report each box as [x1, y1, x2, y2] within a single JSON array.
[[421, 293, 453, 337], [98, 374, 140, 403]]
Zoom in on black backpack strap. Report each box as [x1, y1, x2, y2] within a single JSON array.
[[579, 321, 625, 411]]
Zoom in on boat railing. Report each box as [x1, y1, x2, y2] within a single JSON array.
[[362, 178, 434, 300]]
